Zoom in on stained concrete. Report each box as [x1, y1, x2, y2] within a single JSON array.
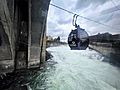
[[28, 0, 50, 68], [0, 0, 51, 74]]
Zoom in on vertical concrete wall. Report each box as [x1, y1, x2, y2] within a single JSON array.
[[0, 22, 11, 59], [28, 0, 50, 68], [14, 0, 29, 70], [0, 0, 15, 74], [40, 27, 47, 63], [0, 0, 51, 74]]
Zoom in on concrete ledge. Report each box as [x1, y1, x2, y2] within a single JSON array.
[[28, 59, 40, 68]]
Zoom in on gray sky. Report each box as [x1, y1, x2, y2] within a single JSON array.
[[47, 0, 120, 42]]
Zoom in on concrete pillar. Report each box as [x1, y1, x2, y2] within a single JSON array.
[[28, 0, 50, 68], [40, 24, 47, 64], [0, 0, 15, 73]]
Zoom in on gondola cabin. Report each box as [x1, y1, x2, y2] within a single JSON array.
[[68, 25, 89, 50]]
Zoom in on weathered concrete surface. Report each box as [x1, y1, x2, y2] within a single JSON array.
[[28, 0, 50, 68], [0, 0, 51, 74], [0, 22, 11, 60], [0, 0, 15, 74]]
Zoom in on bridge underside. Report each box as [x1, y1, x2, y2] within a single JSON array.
[[0, 0, 50, 74]]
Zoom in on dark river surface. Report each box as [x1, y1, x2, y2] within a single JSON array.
[[27, 45, 120, 90], [1, 45, 120, 90]]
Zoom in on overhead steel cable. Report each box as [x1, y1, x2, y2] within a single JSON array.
[[50, 3, 119, 30], [110, 0, 120, 10], [50, 3, 75, 15], [109, 0, 120, 20]]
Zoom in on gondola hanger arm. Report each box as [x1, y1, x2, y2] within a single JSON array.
[[72, 14, 79, 28]]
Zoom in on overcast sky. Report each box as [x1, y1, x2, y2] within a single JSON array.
[[47, 0, 120, 42]]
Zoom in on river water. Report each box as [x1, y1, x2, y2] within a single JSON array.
[[28, 45, 120, 90]]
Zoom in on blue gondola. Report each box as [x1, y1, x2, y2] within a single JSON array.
[[68, 14, 89, 50]]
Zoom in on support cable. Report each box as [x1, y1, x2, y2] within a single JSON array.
[[110, 0, 120, 10], [50, 3, 119, 30]]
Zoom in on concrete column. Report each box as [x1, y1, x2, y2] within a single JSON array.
[[0, 0, 15, 73], [40, 23, 47, 64], [28, 0, 50, 68]]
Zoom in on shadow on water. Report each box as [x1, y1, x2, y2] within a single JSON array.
[[89, 47, 120, 67], [109, 53, 120, 67], [29, 60, 57, 90], [0, 59, 57, 90], [103, 51, 120, 67]]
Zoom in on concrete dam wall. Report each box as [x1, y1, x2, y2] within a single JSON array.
[[0, 0, 51, 74]]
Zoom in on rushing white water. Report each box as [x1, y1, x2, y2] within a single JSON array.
[[29, 45, 120, 90]]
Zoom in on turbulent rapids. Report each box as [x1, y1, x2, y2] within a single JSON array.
[[28, 45, 120, 90]]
